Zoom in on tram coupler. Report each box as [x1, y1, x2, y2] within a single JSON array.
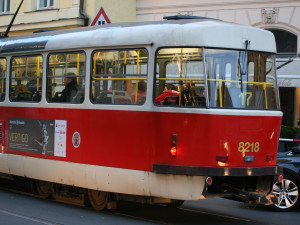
[[225, 186, 279, 205]]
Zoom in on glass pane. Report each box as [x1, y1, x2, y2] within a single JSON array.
[[205, 49, 279, 110], [10, 56, 43, 102], [91, 49, 148, 105], [0, 58, 6, 101], [39, 0, 47, 8], [155, 48, 205, 107], [47, 52, 85, 103]]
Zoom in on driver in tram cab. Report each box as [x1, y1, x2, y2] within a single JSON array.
[[155, 83, 179, 105], [60, 72, 78, 102]]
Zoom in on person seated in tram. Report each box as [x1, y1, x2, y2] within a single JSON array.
[[60, 72, 78, 102], [131, 80, 147, 104], [155, 83, 179, 105], [181, 81, 198, 106], [15, 83, 28, 96], [12, 83, 32, 101]]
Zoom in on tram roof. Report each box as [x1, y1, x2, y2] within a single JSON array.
[[0, 19, 276, 54]]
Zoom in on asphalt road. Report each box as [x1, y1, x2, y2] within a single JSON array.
[[0, 189, 300, 225]]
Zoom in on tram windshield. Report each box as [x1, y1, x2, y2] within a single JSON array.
[[155, 47, 279, 110]]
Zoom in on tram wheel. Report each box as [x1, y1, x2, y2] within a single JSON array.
[[87, 189, 108, 211], [34, 180, 53, 199]]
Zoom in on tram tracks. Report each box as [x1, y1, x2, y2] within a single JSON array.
[[0, 179, 263, 225], [0, 182, 170, 225]]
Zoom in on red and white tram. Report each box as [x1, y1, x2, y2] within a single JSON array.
[[0, 17, 282, 209]]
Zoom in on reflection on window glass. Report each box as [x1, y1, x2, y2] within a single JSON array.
[[91, 49, 148, 105], [47, 52, 85, 103], [0, 58, 6, 101], [205, 49, 279, 110], [10, 56, 43, 102], [155, 48, 206, 107]]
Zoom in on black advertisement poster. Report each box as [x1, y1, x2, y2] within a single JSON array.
[[9, 118, 59, 156]]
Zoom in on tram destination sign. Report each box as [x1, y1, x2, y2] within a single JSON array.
[[8, 118, 66, 157]]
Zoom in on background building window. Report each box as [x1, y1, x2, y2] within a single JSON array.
[[267, 29, 297, 58], [38, 0, 54, 9], [0, 0, 10, 13]]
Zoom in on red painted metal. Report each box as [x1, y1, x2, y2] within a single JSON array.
[[2, 106, 281, 171]]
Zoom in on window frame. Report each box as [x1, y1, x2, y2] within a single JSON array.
[[204, 47, 279, 110], [46, 50, 86, 104], [9, 54, 43, 103], [154, 46, 206, 108], [0, 57, 7, 102], [90, 48, 149, 105], [37, 0, 54, 10]]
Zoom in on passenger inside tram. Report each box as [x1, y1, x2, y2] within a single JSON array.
[[59, 72, 78, 102], [155, 83, 179, 105], [131, 80, 147, 104]]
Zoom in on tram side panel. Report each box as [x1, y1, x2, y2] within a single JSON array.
[[3, 107, 156, 171], [1, 106, 208, 200], [2, 107, 282, 171], [154, 112, 281, 168], [0, 106, 281, 201]]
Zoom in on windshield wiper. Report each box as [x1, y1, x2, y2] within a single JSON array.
[[239, 40, 250, 92]]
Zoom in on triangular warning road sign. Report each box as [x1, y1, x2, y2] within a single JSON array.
[[90, 7, 111, 26]]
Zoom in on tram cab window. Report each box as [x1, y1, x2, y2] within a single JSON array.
[[91, 49, 148, 105], [205, 49, 279, 110], [0, 58, 6, 102], [155, 48, 206, 107], [47, 52, 85, 103], [10, 56, 43, 102]]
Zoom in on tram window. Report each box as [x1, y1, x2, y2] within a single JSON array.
[[91, 49, 148, 105], [0, 58, 6, 102], [10, 55, 43, 102], [47, 52, 86, 103], [155, 48, 206, 107], [205, 49, 279, 110]]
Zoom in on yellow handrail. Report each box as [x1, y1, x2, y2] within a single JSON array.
[[52, 56, 56, 97], [77, 53, 80, 83], [93, 77, 146, 81], [1, 59, 6, 93], [37, 56, 40, 91], [135, 50, 140, 104], [263, 83, 268, 109], [179, 48, 183, 106], [157, 77, 273, 86], [157, 78, 204, 81]]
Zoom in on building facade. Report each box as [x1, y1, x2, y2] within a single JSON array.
[[0, 0, 136, 36], [1, 0, 299, 127]]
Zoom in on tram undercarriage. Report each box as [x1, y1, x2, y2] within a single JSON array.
[[204, 176, 280, 205], [0, 171, 280, 212]]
